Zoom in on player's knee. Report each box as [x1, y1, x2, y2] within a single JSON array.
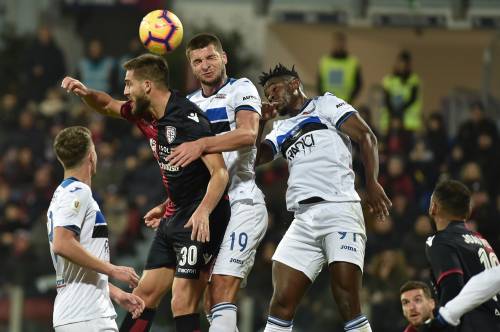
[[171, 293, 197, 316], [208, 275, 240, 304], [269, 291, 295, 320]]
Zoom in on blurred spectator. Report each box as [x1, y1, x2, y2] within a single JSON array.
[[457, 101, 498, 161], [402, 215, 433, 280], [381, 50, 422, 132], [426, 112, 449, 169], [366, 249, 410, 332], [366, 216, 399, 260], [23, 25, 66, 102], [317, 32, 362, 104], [77, 39, 115, 94], [400, 280, 435, 332], [384, 117, 414, 155], [380, 155, 415, 201], [116, 38, 145, 95], [469, 184, 500, 252]]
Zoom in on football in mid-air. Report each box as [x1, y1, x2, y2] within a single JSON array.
[[139, 9, 183, 55]]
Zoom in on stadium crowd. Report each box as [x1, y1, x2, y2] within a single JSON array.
[[0, 26, 499, 331]]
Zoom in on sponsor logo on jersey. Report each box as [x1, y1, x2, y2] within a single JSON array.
[[230, 258, 244, 265], [336, 102, 346, 108], [71, 199, 81, 213], [187, 112, 199, 123], [286, 133, 316, 161], [215, 93, 226, 99], [243, 95, 257, 101], [340, 245, 357, 252], [165, 126, 176, 143], [426, 235, 435, 247]]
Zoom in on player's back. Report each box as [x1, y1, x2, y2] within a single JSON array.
[[47, 177, 115, 327], [426, 222, 500, 331]]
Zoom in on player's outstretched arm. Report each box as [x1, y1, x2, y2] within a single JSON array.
[[61, 76, 125, 118], [184, 153, 229, 243], [52, 227, 140, 288], [440, 265, 500, 326], [167, 110, 260, 168], [109, 283, 145, 319], [340, 113, 392, 219]]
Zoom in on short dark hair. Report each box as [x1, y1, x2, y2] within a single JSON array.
[[123, 54, 169, 88], [186, 33, 223, 59], [54, 126, 93, 169], [433, 179, 472, 218], [258, 63, 300, 87], [400, 281, 432, 299]]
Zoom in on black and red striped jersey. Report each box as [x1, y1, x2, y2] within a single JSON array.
[[120, 91, 216, 214], [426, 221, 500, 331]]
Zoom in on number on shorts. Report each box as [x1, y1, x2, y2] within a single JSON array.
[[478, 247, 500, 301], [230, 232, 248, 252], [338, 232, 357, 242], [179, 245, 198, 266]]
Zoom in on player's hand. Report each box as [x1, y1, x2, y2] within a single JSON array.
[[144, 203, 166, 229], [114, 290, 145, 319], [365, 180, 392, 221], [109, 264, 140, 289], [261, 102, 279, 121], [184, 207, 210, 243], [61, 76, 90, 97], [166, 140, 206, 168]]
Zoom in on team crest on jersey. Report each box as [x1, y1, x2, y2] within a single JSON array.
[[165, 126, 176, 144], [71, 199, 81, 213]]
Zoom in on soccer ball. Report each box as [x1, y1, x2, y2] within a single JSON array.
[[139, 9, 183, 55]]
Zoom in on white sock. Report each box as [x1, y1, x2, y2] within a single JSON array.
[[344, 314, 372, 332], [263, 315, 293, 332], [209, 302, 237, 332]]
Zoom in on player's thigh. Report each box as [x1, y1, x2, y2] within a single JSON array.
[[212, 201, 268, 280], [270, 261, 311, 312], [272, 215, 325, 282]]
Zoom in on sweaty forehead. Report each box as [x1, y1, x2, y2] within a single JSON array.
[[264, 77, 287, 92]]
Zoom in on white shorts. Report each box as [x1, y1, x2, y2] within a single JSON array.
[[212, 200, 268, 279], [55, 316, 118, 332], [273, 201, 366, 282]]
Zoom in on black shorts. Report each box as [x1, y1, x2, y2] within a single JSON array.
[[144, 198, 230, 279]]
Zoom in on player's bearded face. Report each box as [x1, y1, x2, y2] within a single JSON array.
[[265, 80, 292, 116], [132, 91, 150, 116], [190, 45, 227, 86]]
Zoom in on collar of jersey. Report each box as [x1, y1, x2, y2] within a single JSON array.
[[298, 98, 313, 114], [201, 77, 233, 98]]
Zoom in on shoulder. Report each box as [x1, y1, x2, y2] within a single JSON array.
[[229, 77, 259, 96], [187, 88, 202, 101]]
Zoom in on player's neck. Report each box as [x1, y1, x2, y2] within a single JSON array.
[[201, 75, 227, 97], [289, 93, 309, 117], [435, 215, 465, 231], [64, 168, 91, 187], [150, 89, 171, 119]]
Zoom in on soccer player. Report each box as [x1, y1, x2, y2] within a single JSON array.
[[48, 126, 144, 331], [165, 33, 268, 331], [400, 281, 435, 332], [61, 54, 231, 332], [256, 64, 392, 332], [422, 179, 500, 331]]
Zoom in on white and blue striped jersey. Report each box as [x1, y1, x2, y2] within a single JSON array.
[[188, 77, 265, 204], [265, 93, 361, 211], [46, 177, 115, 327]]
